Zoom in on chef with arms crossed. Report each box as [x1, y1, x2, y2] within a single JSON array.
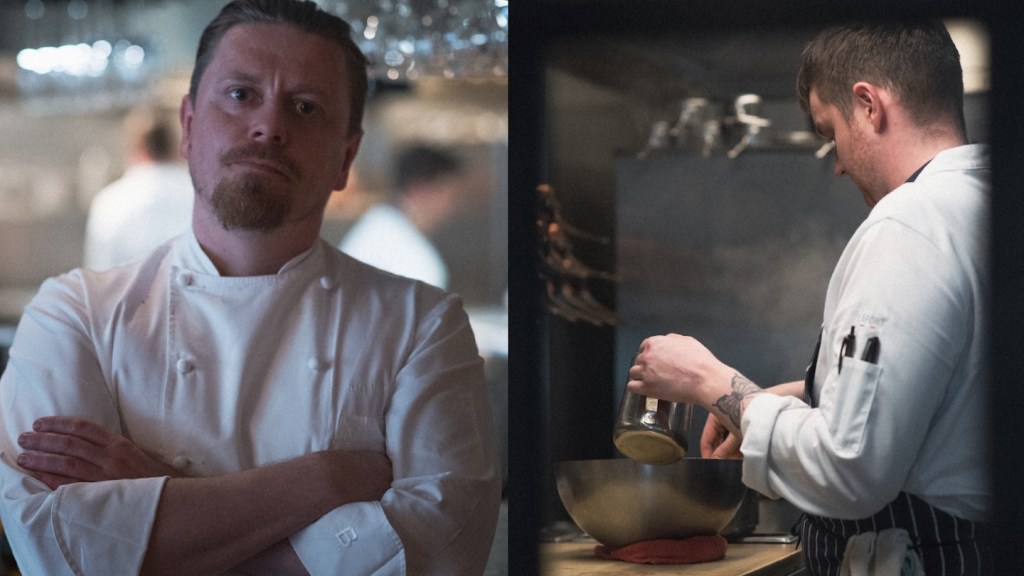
[[0, 1, 500, 575], [629, 19, 990, 576]]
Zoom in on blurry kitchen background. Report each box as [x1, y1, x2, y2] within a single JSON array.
[[0, 0, 507, 313], [0, 0, 507, 573], [511, 5, 997, 571]]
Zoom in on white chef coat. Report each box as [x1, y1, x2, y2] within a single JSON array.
[[0, 233, 501, 575], [339, 203, 449, 290], [741, 144, 990, 522], [83, 163, 195, 270]]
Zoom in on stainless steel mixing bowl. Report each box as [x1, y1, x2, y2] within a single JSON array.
[[555, 457, 747, 549]]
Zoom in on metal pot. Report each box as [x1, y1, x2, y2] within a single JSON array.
[[613, 386, 693, 464]]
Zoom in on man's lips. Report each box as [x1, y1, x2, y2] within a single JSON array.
[[230, 158, 291, 178], [221, 147, 298, 180]]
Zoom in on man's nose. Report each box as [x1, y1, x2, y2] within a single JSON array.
[[249, 103, 288, 145]]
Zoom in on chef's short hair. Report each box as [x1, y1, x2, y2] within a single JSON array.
[[188, 0, 368, 135], [395, 145, 463, 193], [797, 20, 965, 132], [124, 106, 179, 162]]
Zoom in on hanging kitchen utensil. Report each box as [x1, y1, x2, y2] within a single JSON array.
[[536, 184, 618, 326]]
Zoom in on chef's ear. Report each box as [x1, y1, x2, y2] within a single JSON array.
[[332, 130, 363, 192], [852, 82, 886, 133], [179, 94, 194, 158]]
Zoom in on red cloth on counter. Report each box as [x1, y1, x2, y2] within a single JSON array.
[[594, 535, 728, 564]]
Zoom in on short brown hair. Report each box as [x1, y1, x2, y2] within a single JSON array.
[[124, 106, 179, 162], [797, 20, 965, 132], [188, 0, 368, 134]]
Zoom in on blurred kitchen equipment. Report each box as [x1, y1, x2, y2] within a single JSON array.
[[726, 93, 832, 159], [636, 120, 672, 160], [613, 381, 693, 464], [720, 488, 760, 539], [536, 184, 618, 326], [671, 97, 724, 158], [637, 97, 724, 158], [726, 94, 772, 158], [636, 93, 831, 159], [556, 458, 746, 549]]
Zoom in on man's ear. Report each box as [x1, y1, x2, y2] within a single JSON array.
[[332, 131, 364, 192], [851, 81, 886, 133], [179, 94, 194, 159]]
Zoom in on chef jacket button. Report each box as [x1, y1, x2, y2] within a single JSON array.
[[172, 455, 189, 469], [319, 276, 334, 290], [179, 273, 194, 287], [176, 359, 194, 374], [308, 357, 326, 372]]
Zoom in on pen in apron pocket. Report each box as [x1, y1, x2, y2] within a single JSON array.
[[861, 337, 880, 364], [838, 326, 856, 373]]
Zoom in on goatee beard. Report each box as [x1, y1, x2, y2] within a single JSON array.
[[209, 173, 290, 231]]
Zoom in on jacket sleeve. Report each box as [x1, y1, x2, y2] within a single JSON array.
[[740, 218, 970, 519], [290, 292, 502, 575], [0, 275, 166, 576]]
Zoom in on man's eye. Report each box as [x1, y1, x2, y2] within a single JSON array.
[[296, 101, 317, 115], [229, 88, 250, 101]]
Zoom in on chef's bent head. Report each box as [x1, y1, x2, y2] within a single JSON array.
[[795, 20, 965, 131]]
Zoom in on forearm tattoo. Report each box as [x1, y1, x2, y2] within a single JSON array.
[[712, 372, 761, 430]]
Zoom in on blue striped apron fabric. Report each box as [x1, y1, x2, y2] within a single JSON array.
[[798, 493, 991, 576], [798, 328, 991, 575]]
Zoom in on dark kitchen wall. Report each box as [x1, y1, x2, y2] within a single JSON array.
[[614, 153, 865, 408]]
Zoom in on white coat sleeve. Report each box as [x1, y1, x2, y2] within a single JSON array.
[[0, 275, 166, 576], [740, 218, 969, 519], [290, 293, 501, 575]]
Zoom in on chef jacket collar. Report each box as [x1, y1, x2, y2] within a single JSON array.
[[906, 159, 932, 183], [184, 232, 318, 277]]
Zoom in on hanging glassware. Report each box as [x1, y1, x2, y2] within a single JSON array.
[[328, 0, 509, 81], [12, 0, 509, 112]]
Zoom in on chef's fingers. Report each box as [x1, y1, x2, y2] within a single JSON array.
[[626, 376, 650, 396], [16, 450, 104, 484], [19, 430, 101, 462], [699, 416, 726, 457], [700, 415, 742, 459], [710, 433, 743, 460], [31, 416, 115, 445], [19, 424, 178, 481]]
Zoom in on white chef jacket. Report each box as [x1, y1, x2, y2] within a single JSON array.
[[0, 233, 501, 575], [83, 163, 195, 270], [741, 144, 990, 522], [339, 204, 449, 290]]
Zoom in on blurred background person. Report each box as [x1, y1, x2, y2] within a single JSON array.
[[339, 143, 464, 289], [83, 105, 194, 270]]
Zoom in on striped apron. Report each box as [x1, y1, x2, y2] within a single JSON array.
[[798, 494, 991, 576], [800, 332, 991, 575]]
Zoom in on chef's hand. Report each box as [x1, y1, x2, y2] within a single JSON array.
[[627, 333, 733, 406], [16, 416, 182, 490], [629, 333, 762, 440], [700, 415, 742, 459]]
